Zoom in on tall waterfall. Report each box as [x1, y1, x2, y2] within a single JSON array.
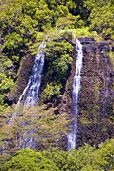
[[18, 41, 46, 109], [9, 42, 46, 148], [68, 39, 83, 149]]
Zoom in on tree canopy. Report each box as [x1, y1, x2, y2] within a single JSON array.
[[1, 139, 114, 171]]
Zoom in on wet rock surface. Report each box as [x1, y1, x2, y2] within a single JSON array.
[[57, 38, 114, 149], [7, 37, 114, 150], [8, 53, 35, 103], [77, 38, 114, 147]]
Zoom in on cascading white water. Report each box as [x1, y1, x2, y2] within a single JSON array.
[[9, 42, 46, 125], [18, 41, 46, 109], [8, 42, 46, 148], [68, 39, 83, 150]]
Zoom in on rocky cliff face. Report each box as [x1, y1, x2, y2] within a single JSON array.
[[63, 38, 114, 147], [9, 37, 114, 149], [8, 53, 35, 103], [77, 38, 114, 147]]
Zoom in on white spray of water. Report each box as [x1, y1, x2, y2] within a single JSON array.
[[8, 42, 46, 148], [68, 39, 83, 149]]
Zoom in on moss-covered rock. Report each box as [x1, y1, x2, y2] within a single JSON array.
[[76, 38, 114, 147]]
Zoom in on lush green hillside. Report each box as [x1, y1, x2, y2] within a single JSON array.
[[0, 0, 114, 168], [0, 0, 114, 110]]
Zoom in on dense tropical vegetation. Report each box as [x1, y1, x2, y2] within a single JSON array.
[[1, 139, 114, 171], [0, 0, 114, 110], [0, 0, 114, 169]]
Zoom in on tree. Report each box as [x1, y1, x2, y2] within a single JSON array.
[[84, 0, 114, 37]]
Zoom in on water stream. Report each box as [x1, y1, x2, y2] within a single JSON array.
[[9, 42, 46, 148], [68, 39, 83, 149], [18, 41, 46, 109]]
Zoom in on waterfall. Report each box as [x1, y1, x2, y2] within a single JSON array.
[[18, 41, 46, 109], [68, 39, 83, 150], [8, 42, 46, 148]]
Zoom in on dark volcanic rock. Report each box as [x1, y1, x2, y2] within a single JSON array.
[[8, 53, 35, 103], [61, 38, 114, 148], [79, 37, 96, 45], [7, 37, 114, 150], [77, 39, 114, 147]]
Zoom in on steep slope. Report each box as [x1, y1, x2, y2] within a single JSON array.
[[60, 38, 114, 148]]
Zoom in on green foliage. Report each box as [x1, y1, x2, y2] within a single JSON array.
[[43, 83, 62, 101], [75, 27, 91, 37], [107, 51, 114, 66], [0, 1, 114, 163], [0, 105, 69, 154], [45, 0, 76, 11], [0, 0, 113, 110], [1, 139, 114, 171], [0, 0, 78, 109], [84, 0, 114, 37], [5, 33, 23, 50], [3, 148, 59, 171], [56, 14, 84, 31], [52, 53, 72, 77], [0, 77, 14, 92], [41, 40, 73, 102], [73, 27, 103, 42], [45, 40, 73, 82], [0, 67, 15, 111]]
